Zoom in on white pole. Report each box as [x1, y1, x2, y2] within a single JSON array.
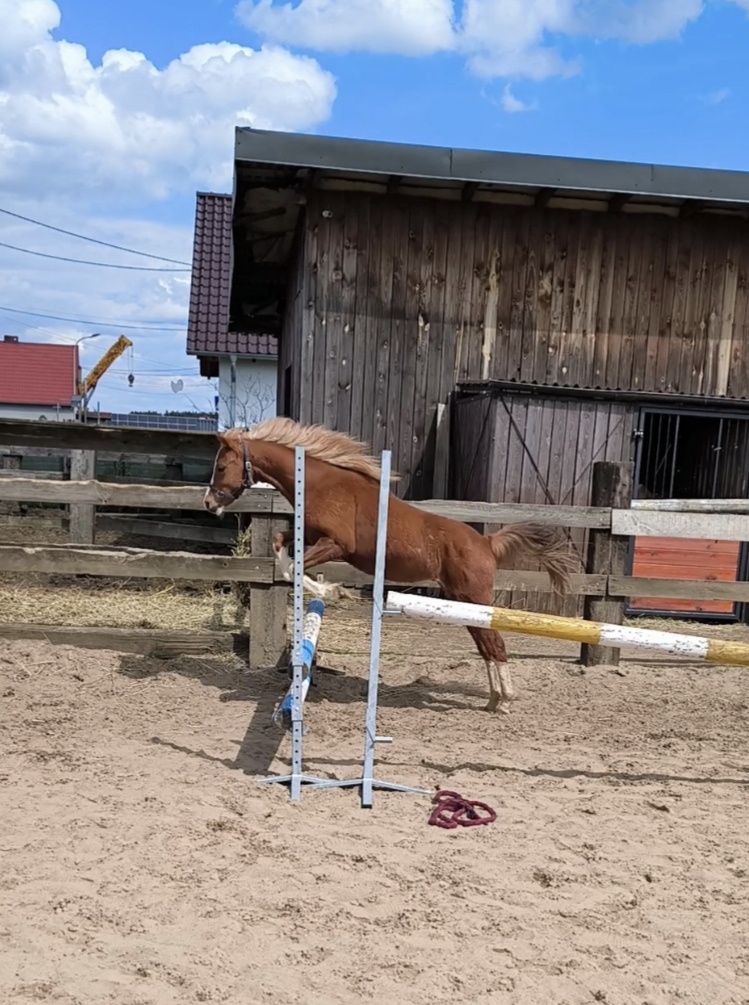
[[386, 591, 749, 666]]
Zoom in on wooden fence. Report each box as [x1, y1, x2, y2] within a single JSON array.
[[1, 418, 748, 666], [1, 465, 748, 668]]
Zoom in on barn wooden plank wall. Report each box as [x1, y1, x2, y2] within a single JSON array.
[[451, 390, 636, 614], [284, 190, 749, 498]]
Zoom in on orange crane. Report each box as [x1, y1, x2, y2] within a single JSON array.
[[77, 334, 133, 418]]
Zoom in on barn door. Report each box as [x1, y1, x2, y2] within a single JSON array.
[[630, 407, 749, 621]]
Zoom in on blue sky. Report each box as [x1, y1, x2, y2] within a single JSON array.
[[1, 0, 748, 413]]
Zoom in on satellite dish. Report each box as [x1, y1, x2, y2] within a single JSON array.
[[171, 379, 184, 393]]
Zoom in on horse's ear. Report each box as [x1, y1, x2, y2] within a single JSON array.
[[215, 431, 228, 445]]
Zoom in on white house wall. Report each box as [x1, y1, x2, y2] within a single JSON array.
[[0, 404, 75, 422], [217, 357, 277, 430]]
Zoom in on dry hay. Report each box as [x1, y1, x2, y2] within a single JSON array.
[[0, 577, 247, 631], [231, 524, 253, 609]]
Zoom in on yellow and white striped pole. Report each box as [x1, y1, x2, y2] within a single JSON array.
[[385, 592, 749, 667]]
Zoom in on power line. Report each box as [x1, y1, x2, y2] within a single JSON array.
[[108, 368, 204, 376], [0, 206, 191, 266], [0, 304, 186, 332], [0, 239, 190, 272]]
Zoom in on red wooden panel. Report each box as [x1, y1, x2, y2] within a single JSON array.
[[631, 536, 741, 615]]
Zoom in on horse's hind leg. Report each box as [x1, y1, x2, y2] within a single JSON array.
[[468, 626, 515, 714], [441, 565, 515, 714]]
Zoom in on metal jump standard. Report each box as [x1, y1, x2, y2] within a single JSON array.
[[259, 446, 429, 807]]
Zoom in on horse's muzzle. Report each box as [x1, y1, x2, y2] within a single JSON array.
[[203, 487, 224, 515]]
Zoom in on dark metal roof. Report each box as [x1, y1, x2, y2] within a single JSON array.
[[186, 192, 279, 359], [235, 128, 749, 208]]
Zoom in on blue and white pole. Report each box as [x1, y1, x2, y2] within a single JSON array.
[[274, 598, 326, 728]]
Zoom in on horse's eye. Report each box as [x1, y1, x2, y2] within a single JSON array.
[[217, 463, 227, 473]]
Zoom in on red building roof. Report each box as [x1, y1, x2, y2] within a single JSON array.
[[186, 192, 279, 360], [0, 337, 78, 406]]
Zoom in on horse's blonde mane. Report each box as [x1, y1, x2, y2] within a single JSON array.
[[231, 417, 396, 481]]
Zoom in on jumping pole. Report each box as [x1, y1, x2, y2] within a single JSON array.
[[272, 598, 325, 729], [385, 592, 749, 666]]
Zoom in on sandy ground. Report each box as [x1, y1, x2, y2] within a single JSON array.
[[1, 605, 748, 1005]]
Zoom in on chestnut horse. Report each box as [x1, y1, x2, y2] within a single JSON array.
[[204, 419, 573, 713]]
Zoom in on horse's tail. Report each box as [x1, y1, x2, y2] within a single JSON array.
[[487, 522, 574, 596]]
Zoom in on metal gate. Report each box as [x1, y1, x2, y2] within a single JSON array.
[[631, 406, 749, 622]]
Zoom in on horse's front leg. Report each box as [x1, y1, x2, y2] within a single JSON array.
[[272, 529, 295, 581], [272, 530, 343, 571], [301, 536, 345, 570], [273, 532, 347, 600]]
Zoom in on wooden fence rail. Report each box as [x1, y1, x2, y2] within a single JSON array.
[[0, 418, 215, 460], [2, 542, 749, 602], [0, 477, 614, 526], [4, 476, 749, 542]]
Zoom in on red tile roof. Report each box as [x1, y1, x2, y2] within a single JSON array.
[[186, 192, 278, 359], [0, 338, 78, 406]]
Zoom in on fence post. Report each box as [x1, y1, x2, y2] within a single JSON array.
[[581, 460, 633, 667], [69, 449, 96, 544], [0, 452, 22, 516], [249, 512, 290, 669]]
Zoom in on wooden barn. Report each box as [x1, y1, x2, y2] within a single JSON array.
[[227, 129, 749, 619]]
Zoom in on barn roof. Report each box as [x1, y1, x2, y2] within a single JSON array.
[[0, 338, 78, 407], [186, 191, 279, 369], [235, 128, 749, 208]]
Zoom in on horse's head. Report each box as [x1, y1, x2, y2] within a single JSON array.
[[204, 431, 254, 515]]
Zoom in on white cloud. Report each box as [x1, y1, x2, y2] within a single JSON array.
[[568, 0, 703, 44], [499, 83, 534, 113], [0, 0, 336, 203], [704, 86, 730, 105], [457, 0, 579, 80], [236, 0, 455, 55], [0, 0, 337, 413], [237, 0, 724, 81]]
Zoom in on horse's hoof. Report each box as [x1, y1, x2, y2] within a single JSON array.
[[484, 699, 514, 715]]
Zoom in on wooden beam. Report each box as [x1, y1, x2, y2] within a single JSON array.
[[69, 449, 95, 544], [612, 509, 749, 542], [410, 499, 611, 529], [0, 478, 612, 528], [387, 175, 402, 195], [1, 445, 211, 473], [679, 199, 707, 219], [535, 187, 556, 208], [0, 470, 62, 480], [0, 418, 216, 460], [608, 193, 631, 213], [462, 182, 478, 202], [631, 498, 749, 514], [250, 513, 290, 669], [0, 478, 285, 513], [96, 515, 235, 545], [313, 562, 605, 594], [0, 623, 245, 658], [0, 544, 276, 582], [432, 402, 450, 498], [582, 461, 633, 667], [609, 576, 749, 603]]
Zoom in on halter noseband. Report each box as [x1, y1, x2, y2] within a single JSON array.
[[210, 439, 253, 504]]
